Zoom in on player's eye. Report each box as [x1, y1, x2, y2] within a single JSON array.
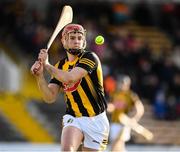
[[69, 36, 75, 40], [78, 36, 83, 40]]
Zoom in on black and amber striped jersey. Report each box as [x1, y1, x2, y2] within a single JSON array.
[[110, 90, 139, 122], [49, 50, 107, 117]]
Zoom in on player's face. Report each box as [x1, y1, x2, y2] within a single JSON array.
[[66, 32, 84, 49], [121, 82, 130, 91], [118, 81, 130, 91]]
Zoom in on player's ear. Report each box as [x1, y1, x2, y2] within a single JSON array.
[[61, 36, 65, 45], [61, 36, 68, 49]]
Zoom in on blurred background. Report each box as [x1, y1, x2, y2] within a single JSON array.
[[0, 0, 180, 151]]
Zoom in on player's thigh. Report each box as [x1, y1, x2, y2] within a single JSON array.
[[61, 126, 84, 151]]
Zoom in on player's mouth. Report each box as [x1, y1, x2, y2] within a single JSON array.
[[73, 45, 80, 49]]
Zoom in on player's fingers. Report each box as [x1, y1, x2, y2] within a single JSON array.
[[31, 66, 37, 75], [34, 61, 41, 67], [35, 62, 41, 69], [31, 68, 37, 75], [31, 61, 41, 74], [40, 49, 48, 53]]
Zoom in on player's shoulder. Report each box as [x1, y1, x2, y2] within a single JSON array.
[[80, 50, 99, 60], [130, 90, 136, 95], [86, 50, 98, 57], [54, 57, 67, 68], [130, 90, 139, 100]]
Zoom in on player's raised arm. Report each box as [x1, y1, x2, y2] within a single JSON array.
[[31, 60, 60, 103]]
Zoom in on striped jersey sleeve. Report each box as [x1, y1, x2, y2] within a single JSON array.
[[76, 51, 98, 73]]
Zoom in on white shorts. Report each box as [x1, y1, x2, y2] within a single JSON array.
[[62, 112, 109, 150], [110, 123, 131, 142]]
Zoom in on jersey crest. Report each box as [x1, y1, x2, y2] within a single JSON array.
[[63, 80, 81, 92]]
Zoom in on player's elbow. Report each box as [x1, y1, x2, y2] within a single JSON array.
[[139, 102, 145, 114]]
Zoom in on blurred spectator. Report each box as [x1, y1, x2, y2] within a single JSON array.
[[112, 3, 130, 24], [104, 74, 116, 100], [176, 98, 180, 119], [171, 46, 180, 68], [159, 3, 176, 35], [166, 95, 177, 120], [153, 86, 167, 120]]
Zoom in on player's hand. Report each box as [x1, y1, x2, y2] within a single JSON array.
[[31, 61, 43, 76], [38, 49, 49, 66]]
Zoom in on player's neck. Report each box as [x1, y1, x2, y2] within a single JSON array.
[[67, 53, 78, 62]]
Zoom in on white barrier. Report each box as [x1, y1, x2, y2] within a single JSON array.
[[0, 143, 180, 152]]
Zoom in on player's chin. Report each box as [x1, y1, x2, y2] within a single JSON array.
[[73, 45, 81, 49]]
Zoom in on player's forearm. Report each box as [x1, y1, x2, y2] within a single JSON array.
[[133, 100, 144, 121], [44, 63, 73, 83], [36, 74, 56, 103]]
